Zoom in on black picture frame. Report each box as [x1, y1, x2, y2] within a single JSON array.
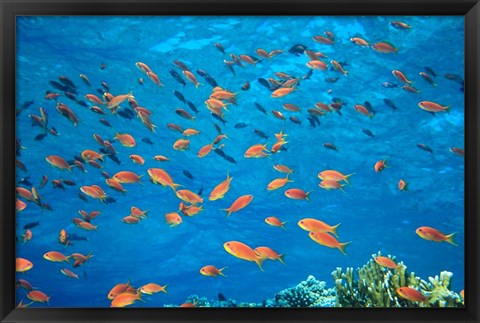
[[1, 0, 479, 322]]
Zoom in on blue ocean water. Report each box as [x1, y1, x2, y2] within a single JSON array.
[[15, 16, 464, 307]]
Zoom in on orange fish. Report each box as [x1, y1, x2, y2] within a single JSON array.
[[45, 155, 72, 172], [22, 229, 32, 243], [274, 164, 293, 174], [283, 103, 301, 112], [318, 170, 354, 184], [106, 178, 127, 193], [183, 70, 202, 88], [330, 60, 348, 76], [180, 204, 203, 217], [392, 70, 413, 84], [173, 138, 190, 151], [165, 212, 183, 227], [371, 41, 398, 53], [113, 171, 143, 184], [265, 216, 286, 229], [183, 128, 200, 136], [460, 290, 464, 300], [111, 292, 143, 308], [416, 226, 457, 245], [81, 149, 105, 162], [209, 173, 233, 201], [450, 147, 464, 156], [213, 134, 228, 145], [284, 188, 311, 201], [223, 241, 265, 271], [80, 185, 108, 202], [271, 110, 285, 120], [374, 158, 388, 172], [210, 90, 237, 100], [254, 246, 285, 264], [244, 143, 269, 158], [374, 256, 399, 269], [129, 154, 145, 165], [122, 215, 140, 224], [84, 94, 105, 105], [398, 179, 408, 191], [267, 176, 293, 191], [16, 199, 27, 212], [153, 155, 170, 162], [256, 48, 270, 59], [197, 143, 214, 158], [16, 299, 33, 308], [350, 37, 369, 46], [135, 61, 153, 74], [298, 218, 340, 237], [306, 60, 328, 70], [114, 133, 136, 147], [76, 221, 98, 231], [180, 301, 198, 307], [200, 265, 227, 277], [308, 232, 351, 255], [271, 87, 297, 98], [131, 207, 148, 219], [222, 195, 253, 217], [107, 91, 134, 110], [43, 251, 70, 263], [139, 283, 168, 295], [147, 71, 164, 86], [27, 290, 50, 304], [16, 258, 33, 272], [418, 101, 451, 113], [108, 280, 136, 300], [319, 179, 345, 192], [396, 287, 426, 302], [147, 168, 181, 191], [61, 268, 79, 279], [390, 21, 412, 29], [59, 229, 70, 246], [353, 104, 374, 118], [176, 189, 203, 205], [313, 35, 334, 44]]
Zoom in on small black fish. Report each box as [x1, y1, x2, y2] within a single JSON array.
[[49, 81, 70, 92], [332, 98, 346, 104], [417, 143, 433, 153], [254, 102, 267, 115], [257, 78, 271, 90], [196, 70, 208, 77], [204, 75, 218, 87], [444, 73, 464, 85], [302, 69, 313, 80], [186, 101, 199, 114], [197, 187, 203, 196], [289, 44, 307, 56], [289, 116, 302, 125], [224, 155, 237, 164], [96, 88, 105, 96], [211, 113, 226, 125], [224, 62, 236, 76], [364, 101, 377, 114], [141, 138, 154, 145], [234, 122, 248, 129], [18, 176, 32, 186], [173, 90, 186, 104], [76, 100, 88, 107], [169, 69, 187, 87], [324, 143, 338, 151], [214, 123, 222, 134], [22, 100, 34, 109], [99, 119, 111, 127], [308, 117, 316, 128], [69, 234, 88, 241], [384, 99, 398, 111], [253, 129, 269, 139], [362, 129, 375, 138], [58, 76, 77, 89], [117, 108, 135, 120], [23, 221, 40, 230], [424, 66, 437, 77], [73, 156, 84, 164], [311, 115, 321, 126], [218, 293, 227, 302], [34, 133, 48, 141], [183, 170, 194, 180], [79, 193, 88, 202], [104, 197, 116, 204], [325, 77, 339, 83], [213, 147, 227, 158]]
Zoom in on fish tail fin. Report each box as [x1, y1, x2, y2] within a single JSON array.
[[281, 222, 287, 230], [339, 241, 352, 255], [195, 83, 203, 89], [344, 173, 355, 185], [255, 257, 266, 271], [278, 254, 286, 265], [219, 267, 228, 277], [340, 185, 346, 193], [331, 223, 341, 238], [171, 183, 182, 191], [305, 190, 313, 202], [446, 233, 458, 246], [222, 208, 232, 218], [162, 284, 168, 293], [445, 105, 452, 113]]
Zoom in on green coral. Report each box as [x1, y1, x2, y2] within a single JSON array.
[[332, 251, 464, 308]]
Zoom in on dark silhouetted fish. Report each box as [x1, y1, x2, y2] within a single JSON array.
[[324, 143, 338, 151], [173, 90, 186, 104], [214, 123, 222, 134], [289, 116, 302, 125], [213, 147, 227, 158], [169, 69, 187, 87], [34, 133, 48, 141], [73, 156, 84, 164], [117, 108, 135, 120], [58, 76, 77, 89], [383, 98, 398, 111], [362, 129, 374, 138], [186, 101, 199, 114], [218, 293, 227, 302], [65, 91, 78, 101], [444, 73, 464, 85], [234, 122, 248, 129], [364, 101, 377, 114], [22, 100, 34, 109], [100, 148, 121, 164], [302, 69, 313, 80], [255, 103, 267, 115], [104, 197, 116, 204], [224, 61, 236, 76], [18, 176, 32, 187], [253, 129, 269, 139], [211, 113, 226, 125], [417, 143, 433, 153], [311, 115, 321, 126], [289, 44, 307, 56], [183, 170, 194, 180], [23, 222, 40, 230], [224, 155, 236, 164], [141, 138, 154, 145], [424, 66, 437, 77], [197, 187, 203, 196], [308, 117, 316, 128], [49, 81, 70, 92], [69, 234, 88, 241], [100, 119, 111, 127], [257, 78, 271, 90], [76, 100, 88, 107], [204, 75, 218, 87], [325, 77, 339, 83], [79, 193, 88, 202]]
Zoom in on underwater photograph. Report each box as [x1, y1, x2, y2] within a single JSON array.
[[15, 16, 465, 308]]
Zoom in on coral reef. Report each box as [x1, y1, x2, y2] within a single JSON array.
[[332, 251, 464, 308], [270, 275, 336, 307]]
